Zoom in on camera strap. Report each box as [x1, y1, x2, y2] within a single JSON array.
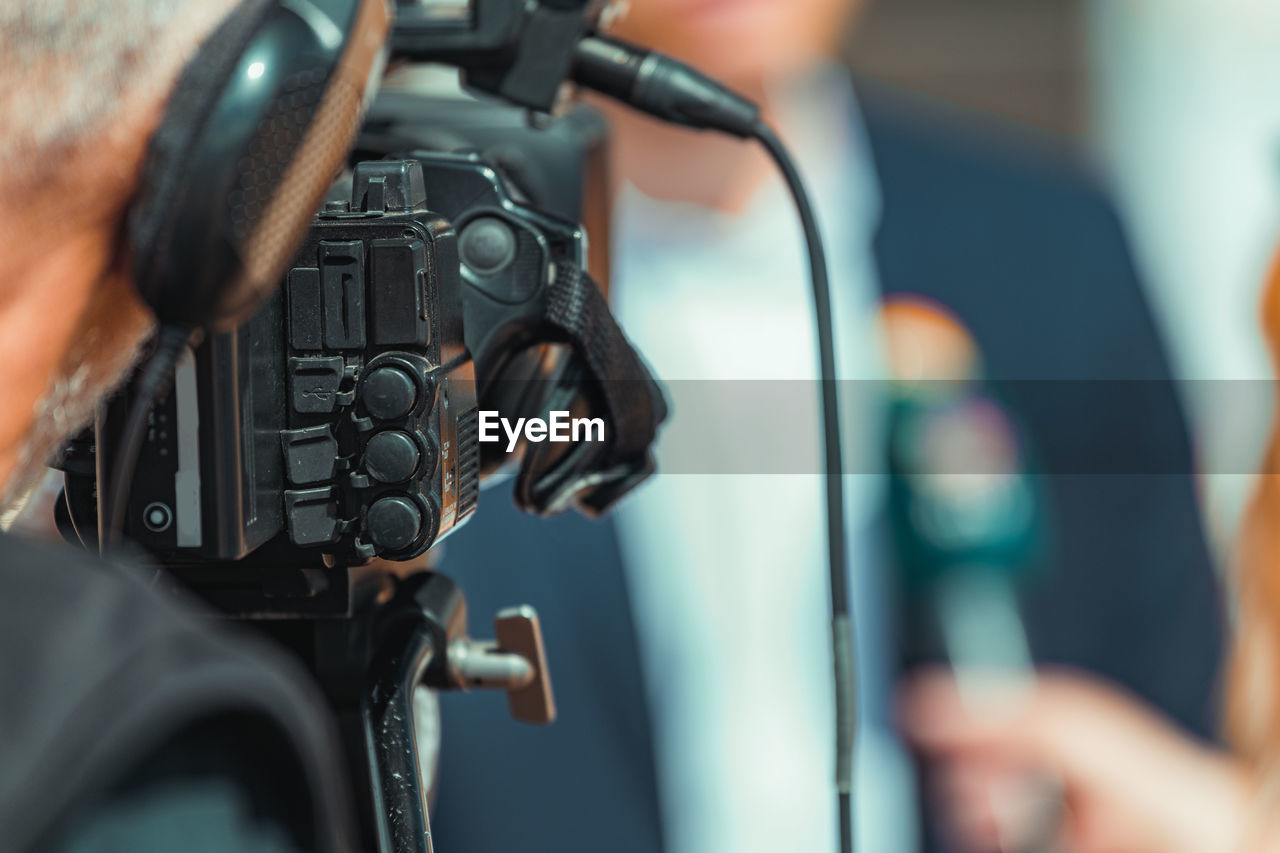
[[513, 261, 667, 516], [545, 262, 667, 458]]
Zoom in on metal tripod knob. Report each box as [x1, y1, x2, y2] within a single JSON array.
[[446, 605, 556, 725]]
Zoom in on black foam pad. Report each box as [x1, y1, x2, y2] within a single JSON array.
[[128, 0, 275, 316]]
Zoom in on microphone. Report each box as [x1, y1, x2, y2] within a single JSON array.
[[882, 297, 1062, 852], [883, 297, 1040, 684]]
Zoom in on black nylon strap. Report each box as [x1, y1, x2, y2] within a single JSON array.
[[543, 262, 667, 461]]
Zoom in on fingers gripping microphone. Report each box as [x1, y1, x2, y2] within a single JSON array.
[[882, 297, 1063, 853]]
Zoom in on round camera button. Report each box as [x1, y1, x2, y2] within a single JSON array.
[[142, 502, 173, 533], [362, 366, 416, 421], [366, 497, 422, 552], [460, 217, 518, 275], [364, 431, 420, 483]]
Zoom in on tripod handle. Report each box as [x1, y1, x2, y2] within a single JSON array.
[[494, 606, 556, 725], [444, 606, 557, 725]]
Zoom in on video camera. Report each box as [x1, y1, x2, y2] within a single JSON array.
[[58, 99, 661, 853], [59, 0, 674, 583], [62, 140, 660, 571]]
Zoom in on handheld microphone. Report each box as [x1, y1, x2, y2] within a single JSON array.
[[883, 298, 1040, 679], [882, 297, 1062, 853]]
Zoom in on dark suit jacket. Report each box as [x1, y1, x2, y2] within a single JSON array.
[[427, 83, 1226, 852]]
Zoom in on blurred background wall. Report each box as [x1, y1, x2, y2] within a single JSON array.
[[847, 0, 1085, 136], [847, 0, 1280, 557]]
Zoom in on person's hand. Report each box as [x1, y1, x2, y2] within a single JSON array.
[[898, 668, 1274, 853]]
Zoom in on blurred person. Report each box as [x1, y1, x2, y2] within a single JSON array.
[[430, 1, 1223, 852], [897, 250, 1280, 853], [0, 2, 361, 850]]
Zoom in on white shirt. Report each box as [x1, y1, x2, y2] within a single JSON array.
[[610, 67, 918, 853]]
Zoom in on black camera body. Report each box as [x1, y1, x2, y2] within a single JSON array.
[[68, 160, 480, 566], [64, 141, 661, 583]]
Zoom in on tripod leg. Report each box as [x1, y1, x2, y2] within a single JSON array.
[[354, 570, 554, 852], [363, 620, 437, 853]]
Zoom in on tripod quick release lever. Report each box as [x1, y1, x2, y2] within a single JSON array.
[[377, 571, 555, 727], [444, 606, 556, 725]]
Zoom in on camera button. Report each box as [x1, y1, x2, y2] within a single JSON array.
[[460, 217, 517, 275], [365, 431, 419, 483], [142, 502, 173, 533], [362, 366, 417, 420], [366, 496, 422, 553]]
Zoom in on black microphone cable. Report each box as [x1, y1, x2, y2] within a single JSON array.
[[754, 118, 857, 853], [574, 35, 857, 853]]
